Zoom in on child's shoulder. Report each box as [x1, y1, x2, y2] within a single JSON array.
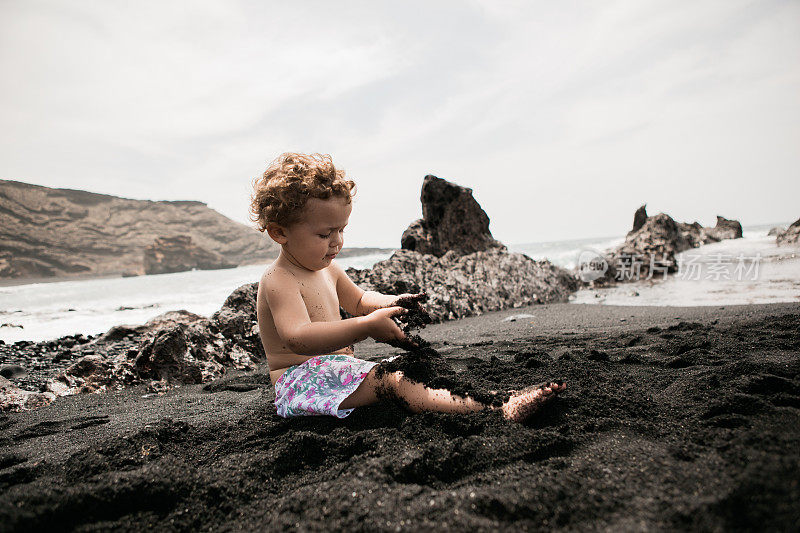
[[259, 262, 298, 290], [259, 261, 343, 289]]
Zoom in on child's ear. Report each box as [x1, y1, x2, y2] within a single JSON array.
[[266, 223, 289, 245]]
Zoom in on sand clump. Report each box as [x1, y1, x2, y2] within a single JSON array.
[[378, 292, 518, 408]]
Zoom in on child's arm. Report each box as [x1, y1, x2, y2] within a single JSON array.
[[264, 268, 408, 356], [330, 261, 426, 316]]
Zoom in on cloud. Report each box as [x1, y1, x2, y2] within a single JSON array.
[[1, 0, 798, 247]]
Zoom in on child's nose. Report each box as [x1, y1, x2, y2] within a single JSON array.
[[331, 232, 343, 247]]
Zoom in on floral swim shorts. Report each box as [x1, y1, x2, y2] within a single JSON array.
[[273, 354, 379, 418]]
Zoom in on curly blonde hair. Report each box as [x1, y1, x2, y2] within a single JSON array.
[[249, 152, 356, 231]]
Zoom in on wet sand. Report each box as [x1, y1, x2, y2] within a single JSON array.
[[1, 302, 799, 531]]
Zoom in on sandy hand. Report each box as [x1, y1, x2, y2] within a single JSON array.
[[390, 292, 429, 314], [365, 306, 410, 344], [389, 292, 432, 332]]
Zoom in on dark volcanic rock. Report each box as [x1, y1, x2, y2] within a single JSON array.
[[0, 284, 267, 410], [0, 364, 27, 380], [400, 175, 505, 257], [704, 216, 743, 242], [210, 282, 265, 360], [134, 326, 204, 384], [143, 235, 236, 275], [776, 217, 800, 246], [37, 298, 262, 404], [349, 250, 577, 322], [631, 204, 648, 234], [581, 207, 743, 286], [0, 179, 278, 281], [46, 355, 127, 397], [0, 375, 54, 411], [677, 215, 742, 248], [350, 175, 578, 322]]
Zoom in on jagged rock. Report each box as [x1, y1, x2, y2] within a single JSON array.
[[676, 221, 706, 249], [34, 303, 262, 404], [348, 249, 577, 322], [586, 213, 688, 285], [704, 216, 743, 242], [45, 354, 132, 396], [776, 217, 800, 246], [0, 179, 278, 281], [143, 235, 236, 275], [0, 364, 27, 379], [631, 204, 648, 234], [96, 323, 149, 343], [134, 326, 204, 384], [0, 375, 55, 411], [677, 216, 742, 248], [580, 209, 743, 286], [400, 175, 505, 257], [349, 175, 577, 321], [210, 282, 265, 361]]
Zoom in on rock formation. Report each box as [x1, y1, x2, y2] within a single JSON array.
[[776, 218, 800, 246], [679, 215, 743, 246], [0, 283, 265, 410], [0, 179, 278, 281], [349, 249, 577, 321], [400, 175, 505, 256], [580, 206, 743, 286], [349, 175, 578, 322], [0, 375, 55, 411], [143, 235, 236, 275], [631, 204, 648, 234]]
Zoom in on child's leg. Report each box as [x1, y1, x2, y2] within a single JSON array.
[[339, 368, 484, 412], [339, 367, 565, 421]]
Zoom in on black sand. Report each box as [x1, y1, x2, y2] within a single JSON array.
[[1, 302, 799, 531]]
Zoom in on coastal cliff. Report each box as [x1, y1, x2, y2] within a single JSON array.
[[0, 179, 278, 281]]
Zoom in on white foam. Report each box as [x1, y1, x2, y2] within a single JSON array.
[[570, 235, 800, 306]]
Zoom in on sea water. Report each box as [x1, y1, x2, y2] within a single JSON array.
[[512, 222, 800, 307], [0, 253, 390, 344], [567, 227, 800, 307], [1, 224, 798, 343]]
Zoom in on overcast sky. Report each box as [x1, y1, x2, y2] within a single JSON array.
[[2, 1, 798, 248]]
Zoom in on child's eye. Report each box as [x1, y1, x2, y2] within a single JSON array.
[[318, 232, 331, 238]]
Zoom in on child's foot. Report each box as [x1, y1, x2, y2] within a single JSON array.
[[498, 381, 565, 423]]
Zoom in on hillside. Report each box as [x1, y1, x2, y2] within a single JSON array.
[[0, 179, 279, 281]]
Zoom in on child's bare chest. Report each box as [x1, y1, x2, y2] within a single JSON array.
[[296, 273, 341, 321]]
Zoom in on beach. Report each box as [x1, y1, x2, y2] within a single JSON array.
[[2, 301, 798, 531]]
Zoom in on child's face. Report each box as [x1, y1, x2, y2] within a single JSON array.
[[278, 195, 352, 271]]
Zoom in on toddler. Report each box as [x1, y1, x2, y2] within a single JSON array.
[[249, 152, 564, 421]]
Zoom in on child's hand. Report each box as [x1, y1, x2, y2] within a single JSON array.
[[364, 306, 408, 343]]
